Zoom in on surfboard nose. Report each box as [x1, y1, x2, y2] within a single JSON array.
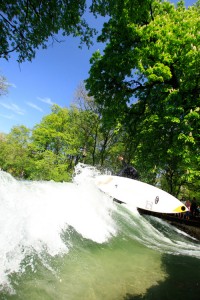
[[173, 205, 188, 213]]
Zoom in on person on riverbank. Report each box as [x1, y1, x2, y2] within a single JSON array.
[[190, 197, 198, 217], [185, 199, 191, 219], [117, 156, 139, 180]]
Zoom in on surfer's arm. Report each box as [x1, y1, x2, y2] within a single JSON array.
[[118, 156, 128, 167]]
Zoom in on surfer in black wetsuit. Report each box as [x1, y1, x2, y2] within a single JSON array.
[[117, 156, 139, 180], [114, 156, 139, 204]]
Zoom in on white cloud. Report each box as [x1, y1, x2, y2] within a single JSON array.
[[37, 96, 55, 105], [26, 101, 43, 112], [0, 113, 16, 120], [0, 102, 25, 115], [9, 82, 17, 88]]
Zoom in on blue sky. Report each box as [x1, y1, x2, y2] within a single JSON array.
[[0, 0, 196, 133]]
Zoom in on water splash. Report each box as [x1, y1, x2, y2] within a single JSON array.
[[0, 163, 199, 294], [0, 165, 116, 290]]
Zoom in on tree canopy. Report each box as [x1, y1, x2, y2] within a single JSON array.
[[0, 83, 199, 198], [0, 0, 97, 62], [86, 0, 200, 129], [0, 0, 199, 198], [86, 0, 200, 195]]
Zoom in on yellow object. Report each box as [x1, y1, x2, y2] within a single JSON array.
[[173, 205, 188, 213]]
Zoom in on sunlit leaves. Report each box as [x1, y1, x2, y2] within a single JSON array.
[[86, 0, 200, 195]]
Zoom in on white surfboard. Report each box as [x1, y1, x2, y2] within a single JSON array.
[[95, 175, 187, 214]]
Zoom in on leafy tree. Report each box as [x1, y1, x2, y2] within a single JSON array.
[[0, 125, 31, 178], [30, 103, 107, 180], [73, 82, 124, 170], [29, 150, 70, 181], [0, 132, 8, 169], [86, 0, 200, 195], [30, 105, 74, 180], [0, 0, 96, 62], [87, 0, 200, 128]]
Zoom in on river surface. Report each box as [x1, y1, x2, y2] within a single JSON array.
[[0, 164, 199, 300]]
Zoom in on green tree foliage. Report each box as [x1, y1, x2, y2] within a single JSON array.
[[28, 101, 122, 181], [87, 0, 200, 127], [30, 105, 77, 181], [86, 0, 200, 195], [72, 83, 124, 170], [0, 132, 8, 168], [0, 125, 31, 178], [0, 95, 125, 181], [0, 0, 199, 197], [0, 0, 96, 62], [0, 90, 198, 197]]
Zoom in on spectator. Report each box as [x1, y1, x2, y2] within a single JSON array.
[[190, 197, 198, 217], [185, 199, 191, 219]]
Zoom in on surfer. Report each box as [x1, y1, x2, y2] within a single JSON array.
[[117, 156, 139, 180]]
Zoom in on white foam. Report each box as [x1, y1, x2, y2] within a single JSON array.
[[1, 164, 200, 290], [0, 165, 116, 288]]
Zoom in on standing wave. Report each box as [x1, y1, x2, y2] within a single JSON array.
[[0, 163, 199, 294]]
